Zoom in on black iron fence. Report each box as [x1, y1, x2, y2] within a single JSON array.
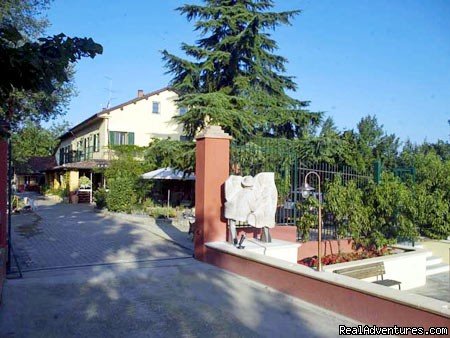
[[230, 140, 372, 240]]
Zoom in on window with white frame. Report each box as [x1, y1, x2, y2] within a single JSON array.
[[152, 101, 160, 114], [115, 132, 126, 145], [109, 131, 135, 146]]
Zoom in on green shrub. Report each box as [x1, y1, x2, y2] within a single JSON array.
[[325, 176, 370, 252], [296, 196, 319, 242], [364, 173, 417, 248], [94, 188, 108, 209], [79, 176, 92, 188], [148, 206, 177, 219], [104, 149, 148, 213], [106, 177, 137, 213], [43, 186, 67, 198]]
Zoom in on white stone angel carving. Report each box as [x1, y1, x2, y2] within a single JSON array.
[[224, 172, 278, 243]]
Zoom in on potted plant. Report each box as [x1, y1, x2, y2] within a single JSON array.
[[79, 176, 92, 189], [70, 191, 79, 204]]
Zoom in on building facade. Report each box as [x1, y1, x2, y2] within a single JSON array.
[[46, 87, 185, 199]]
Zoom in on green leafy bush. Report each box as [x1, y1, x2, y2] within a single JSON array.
[[43, 186, 67, 198], [296, 196, 319, 242], [104, 148, 147, 213], [325, 176, 370, 252], [106, 177, 137, 213], [148, 206, 177, 219], [94, 188, 108, 209], [79, 175, 92, 188], [410, 152, 450, 239]]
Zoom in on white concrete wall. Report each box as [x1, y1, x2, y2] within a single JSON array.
[[104, 89, 183, 147], [323, 247, 429, 290], [244, 239, 301, 263]]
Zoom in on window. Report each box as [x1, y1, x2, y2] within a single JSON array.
[[93, 133, 100, 152], [152, 101, 160, 114], [109, 131, 135, 145], [59, 149, 64, 164], [179, 107, 188, 116], [59, 145, 72, 164], [67, 145, 72, 163], [116, 132, 126, 145]]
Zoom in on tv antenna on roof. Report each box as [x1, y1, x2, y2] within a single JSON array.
[[104, 76, 117, 109]]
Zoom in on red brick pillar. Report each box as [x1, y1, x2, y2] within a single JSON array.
[[194, 126, 232, 261]]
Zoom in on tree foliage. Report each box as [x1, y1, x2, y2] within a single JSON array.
[[296, 195, 319, 242], [0, 0, 50, 39], [325, 176, 370, 251], [144, 139, 195, 174], [163, 0, 321, 142], [104, 147, 152, 213], [0, 0, 102, 127], [11, 120, 69, 165]]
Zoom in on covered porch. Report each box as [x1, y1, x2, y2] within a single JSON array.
[[45, 160, 108, 203]]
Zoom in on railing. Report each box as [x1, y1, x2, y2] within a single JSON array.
[[230, 140, 371, 241], [59, 147, 95, 164]]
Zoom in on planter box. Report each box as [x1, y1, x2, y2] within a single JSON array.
[[243, 238, 301, 263], [322, 246, 429, 290]]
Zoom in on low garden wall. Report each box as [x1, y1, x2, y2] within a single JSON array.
[[193, 126, 450, 331], [236, 225, 297, 243], [322, 245, 428, 290], [297, 239, 355, 261], [236, 226, 358, 262], [204, 242, 449, 330]]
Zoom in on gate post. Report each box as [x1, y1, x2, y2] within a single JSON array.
[[194, 126, 232, 261]]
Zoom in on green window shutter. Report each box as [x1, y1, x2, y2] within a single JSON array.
[[109, 131, 115, 146], [128, 132, 135, 145]]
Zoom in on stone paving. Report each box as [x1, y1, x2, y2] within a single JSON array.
[[1, 195, 378, 338], [11, 196, 192, 271], [410, 272, 450, 303], [1, 258, 378, 338]]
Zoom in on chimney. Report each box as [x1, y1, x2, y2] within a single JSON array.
[[137, 89, 144, 98]]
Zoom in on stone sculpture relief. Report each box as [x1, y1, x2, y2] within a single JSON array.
[[224, 172, 278, 244]]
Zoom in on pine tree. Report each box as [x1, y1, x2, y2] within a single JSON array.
[[162, 0, 321, 142]]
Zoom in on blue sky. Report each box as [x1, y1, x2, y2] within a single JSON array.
[[46, 0, 450, 143]]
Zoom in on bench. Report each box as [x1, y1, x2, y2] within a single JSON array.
[[334, 262, 401, 290]]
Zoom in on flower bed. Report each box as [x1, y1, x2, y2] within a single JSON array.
[[298, 246, 394, 268], [318, 245, 428, 290]]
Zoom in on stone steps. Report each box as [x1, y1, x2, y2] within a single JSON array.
[[426, 255, 449, 276]]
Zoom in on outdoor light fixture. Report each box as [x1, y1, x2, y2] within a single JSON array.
[[300, 171, 323, 272], [300, 182, 314, 199]]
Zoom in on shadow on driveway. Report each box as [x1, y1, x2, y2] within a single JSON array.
[[1, 197, 367, 337]]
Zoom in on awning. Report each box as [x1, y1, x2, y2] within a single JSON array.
[[141, 167, 195, 180]]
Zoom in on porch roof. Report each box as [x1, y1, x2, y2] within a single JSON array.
[[46, 159, 109, 171]]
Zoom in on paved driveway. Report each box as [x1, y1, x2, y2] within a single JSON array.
[[1, 197, 374, 338], [11, 196, 192, 271]]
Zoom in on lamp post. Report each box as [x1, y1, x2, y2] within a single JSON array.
[[300, 171, 322, 271]]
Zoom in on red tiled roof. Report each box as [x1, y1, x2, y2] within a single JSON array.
[[58, 87, 174, 140], [46, 159, 109, 171], [15, 156, 56, 174]]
